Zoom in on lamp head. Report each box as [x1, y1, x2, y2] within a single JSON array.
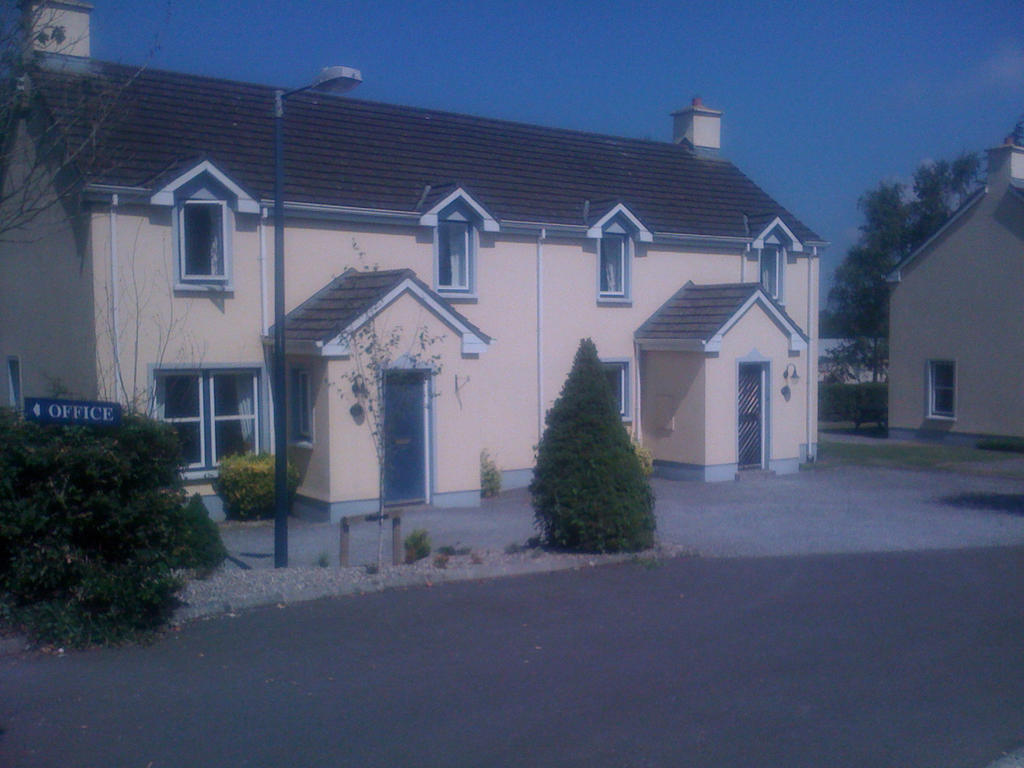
[[312, 65, 362, 94]]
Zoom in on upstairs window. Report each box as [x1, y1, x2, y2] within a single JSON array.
[[600, 234, 628, 298], [760, 244, 781, 300], [438, 219, 472, 292], [181, 201, 226, 279], [928, 360, 955, 419]]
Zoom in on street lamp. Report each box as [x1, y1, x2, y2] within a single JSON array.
[[274, 65, 362, 568]]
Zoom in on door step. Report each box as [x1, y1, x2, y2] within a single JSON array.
[[734, 469, 776, 481]]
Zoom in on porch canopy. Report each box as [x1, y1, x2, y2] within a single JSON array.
[[634, 281, 806, 354]]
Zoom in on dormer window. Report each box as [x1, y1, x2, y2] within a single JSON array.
[[751, 217, 803, 305], [586, 203, 651, 304], [149, 160, 259, 293], [181, 201, 227, 279], [438, 219, 472, 292], [419, 187, 499, 299], [600, 233, 628, 297]]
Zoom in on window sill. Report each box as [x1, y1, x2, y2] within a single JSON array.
[[182, 468, 219, 481], [437, 290, 478, 304], [597, 296, 632, 307], [175, 282, 234, 295], [926, 414, 956, 422]]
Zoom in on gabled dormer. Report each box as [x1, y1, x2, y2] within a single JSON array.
[[586, 202, 652, 304], [749, 215, 803, 304], [149, 159, 259, 292], [418, 187, 499, 300]]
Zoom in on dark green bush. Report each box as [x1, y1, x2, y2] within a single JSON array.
[[213, 453, 300, 520], [0, 412, 226, 646], [531, 339, 655, 553], [166, 494, 227, 576], [819, 382, 888, 427]]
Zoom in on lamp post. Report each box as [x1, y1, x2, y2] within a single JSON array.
[[273, 65, 362, 568]]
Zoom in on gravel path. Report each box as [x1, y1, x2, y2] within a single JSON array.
[[176, 460, 1024, 625]]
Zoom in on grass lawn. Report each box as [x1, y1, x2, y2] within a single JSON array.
[[815, 425, 1024, 479]]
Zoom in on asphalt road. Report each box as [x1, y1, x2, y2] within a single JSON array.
[[3, 545, 1024, 767]]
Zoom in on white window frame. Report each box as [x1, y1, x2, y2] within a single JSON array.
[[601, 359, 631, 420], [7, 356, 22, 409], [176, 199, 231, 287], [290, 367, 313, 444], [435, 217, 475, 295], [759, 243, 783, 302], [154, 369, 260, 470], [928, 360, 956, 419], [599, 233, 630, 299], [155, 372, 206, 469], [209, 371, 260, 462]]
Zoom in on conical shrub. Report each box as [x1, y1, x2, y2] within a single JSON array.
[[530, 338, 655, 552]]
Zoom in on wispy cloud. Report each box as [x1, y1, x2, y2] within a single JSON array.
[[891, 42, 1024, 106], [952, 42, 1024, 95]]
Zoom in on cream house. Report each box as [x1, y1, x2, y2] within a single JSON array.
[[888, 137, 1024, 442], [0, 3, 824, 519]]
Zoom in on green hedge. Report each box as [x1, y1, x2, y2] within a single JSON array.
[[213, 452, 300, 520], [0, 410, 225, 646], [819, 382, 888, 427]]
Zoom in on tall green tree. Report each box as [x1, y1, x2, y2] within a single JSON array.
[[531, 338, 654, 553], [826, 152, 981, 381]]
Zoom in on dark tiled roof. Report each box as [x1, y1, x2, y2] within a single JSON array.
[[31, 56, 822, 243], [635, 282, 802, 342], [279, 268, 489, 345]]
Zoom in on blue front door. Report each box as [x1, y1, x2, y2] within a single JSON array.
[[383, 371, 428, 504]]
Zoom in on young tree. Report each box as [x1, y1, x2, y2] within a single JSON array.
[[336, 273, 443, 570], [531, 338, 654, 553], [826, 152, 981, 381]]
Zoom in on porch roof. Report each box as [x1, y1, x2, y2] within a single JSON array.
[[274, 268, 491, 353], [635, 282, 807, 353]]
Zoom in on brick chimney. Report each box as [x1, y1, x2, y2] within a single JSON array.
[[30, 1, 92, 58], [672, 96, 722, 153]]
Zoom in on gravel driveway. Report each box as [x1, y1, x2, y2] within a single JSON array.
[[654, 464, 1024, 557], [167, 462, 1024, 623]]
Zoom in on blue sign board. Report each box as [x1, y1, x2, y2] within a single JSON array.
[[24, 397, 122, 427]]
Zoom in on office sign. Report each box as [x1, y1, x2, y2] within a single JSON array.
[[24, 397, 122, 427]]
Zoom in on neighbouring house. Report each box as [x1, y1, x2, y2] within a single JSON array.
[[0, 2, 825, 519], [888, 134, 1024, 442]]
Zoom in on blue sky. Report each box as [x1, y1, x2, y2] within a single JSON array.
[[92, 0, 1024, 301]]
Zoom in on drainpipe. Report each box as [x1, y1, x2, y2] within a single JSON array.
[[536, 227, 545, 441], [109, 193, 122, 401], [633, 339, 642, 440], [805, 246, 816, 460], [259, 206, 269, 336]]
